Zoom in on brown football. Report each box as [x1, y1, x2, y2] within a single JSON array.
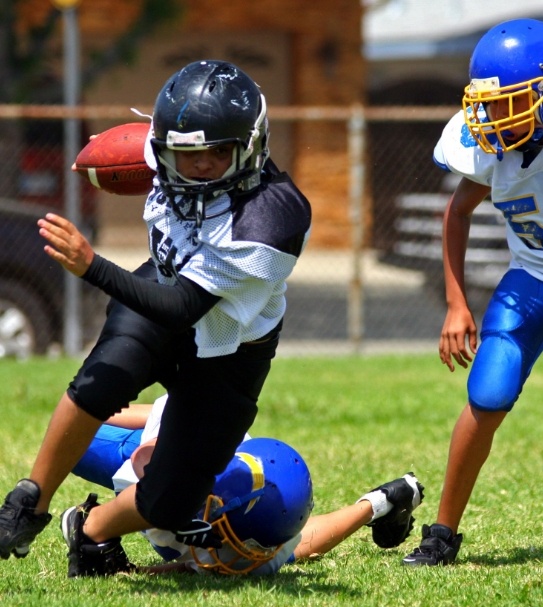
[[74, 122, 156, 196]]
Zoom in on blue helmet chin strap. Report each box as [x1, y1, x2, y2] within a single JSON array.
[[213, 488, 265, 518]]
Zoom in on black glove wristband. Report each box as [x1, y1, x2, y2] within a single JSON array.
[[175, 519, 222, 549]]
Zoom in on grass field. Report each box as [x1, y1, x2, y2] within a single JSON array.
[[1, 353, 543, 606]]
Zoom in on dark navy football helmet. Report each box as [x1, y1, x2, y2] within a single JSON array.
[[150, 60, 269, 224]]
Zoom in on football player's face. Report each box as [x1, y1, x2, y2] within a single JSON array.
[[174, 144, 235, 181], [484, 94, 532, 139]]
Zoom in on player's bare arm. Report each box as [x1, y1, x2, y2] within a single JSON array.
[[38, 213, 95, 277], [106, 404, 153, 430], [440, 178, 490, 371]]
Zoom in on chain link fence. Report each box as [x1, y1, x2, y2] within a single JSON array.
[[0, 104, 506, 358]]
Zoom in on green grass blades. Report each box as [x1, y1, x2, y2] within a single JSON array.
[[1, 354, 543, 606]]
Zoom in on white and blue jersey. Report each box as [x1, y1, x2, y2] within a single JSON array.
[[435, 110, 543, 281]]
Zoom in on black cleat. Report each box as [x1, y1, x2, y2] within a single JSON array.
[[367, 472, 424, 549], [60, 493, 134, 578], [402, 523, 463, 566], [0, 479, 52, 559]]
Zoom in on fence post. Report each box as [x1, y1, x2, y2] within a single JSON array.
[[60, 3, 83, 355], [347, 106, 365, 352]]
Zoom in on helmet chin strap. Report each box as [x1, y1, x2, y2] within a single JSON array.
[[212, 487, 265, 518], [195, 193, 205, 229]]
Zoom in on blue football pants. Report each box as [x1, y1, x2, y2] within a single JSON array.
[[72, 424, 142, 490], [468, 268, 543, 412]]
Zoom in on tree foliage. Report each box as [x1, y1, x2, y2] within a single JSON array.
[[1, 0, 181, 103]]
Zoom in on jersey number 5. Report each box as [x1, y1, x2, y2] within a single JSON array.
[[494, 196, 543, 250]]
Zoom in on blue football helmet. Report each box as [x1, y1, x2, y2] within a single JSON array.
[[191, 437, 313, 575], [462, 19, 543, 155], [149, 60, 269, 226]]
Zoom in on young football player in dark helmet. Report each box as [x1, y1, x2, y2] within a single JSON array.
[[402, 18, 543, 567], [69, 394, 424, 577], [0, 60, 312, 577]]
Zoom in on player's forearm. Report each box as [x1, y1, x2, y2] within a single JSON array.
[[442, 200, 471, 310], [83, 254, 219, 330], [294, 502, 373, 560], [106, 404, 153, 429], [442, 178, 491, 309]]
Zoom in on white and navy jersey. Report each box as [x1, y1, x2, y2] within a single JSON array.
[[143, 162, 311, 357], [434, 110, 543, 282], [112, 395, 298, 575]]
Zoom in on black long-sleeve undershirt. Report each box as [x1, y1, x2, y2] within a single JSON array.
[[83, 255, 220, 332]]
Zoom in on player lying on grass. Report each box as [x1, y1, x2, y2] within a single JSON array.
[[68, 394, 425, 576]]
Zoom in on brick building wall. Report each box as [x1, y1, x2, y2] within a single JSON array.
[[18, 1, 366, 248], [172, 1, 367, 248]]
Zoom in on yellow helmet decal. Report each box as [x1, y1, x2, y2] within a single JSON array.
[[235, 452, 265, 514]]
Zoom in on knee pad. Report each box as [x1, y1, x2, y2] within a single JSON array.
[[468, 334, 523, 412]]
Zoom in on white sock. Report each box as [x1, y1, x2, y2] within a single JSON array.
[[357, 490, 393, 523]]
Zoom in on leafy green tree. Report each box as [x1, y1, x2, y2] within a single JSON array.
[[1, 0, 180, 103], [0, 0, 180, 195]]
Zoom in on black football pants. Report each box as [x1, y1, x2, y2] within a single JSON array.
[[67, 258, 280, 532]]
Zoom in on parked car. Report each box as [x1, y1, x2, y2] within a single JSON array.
[[0, 198, 105, 358], [0, 119, 103, 358], [19, 119, 99, 238]]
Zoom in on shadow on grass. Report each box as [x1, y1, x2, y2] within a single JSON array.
[[466, 545, 543, 566], [107, 566, 361, 598]]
